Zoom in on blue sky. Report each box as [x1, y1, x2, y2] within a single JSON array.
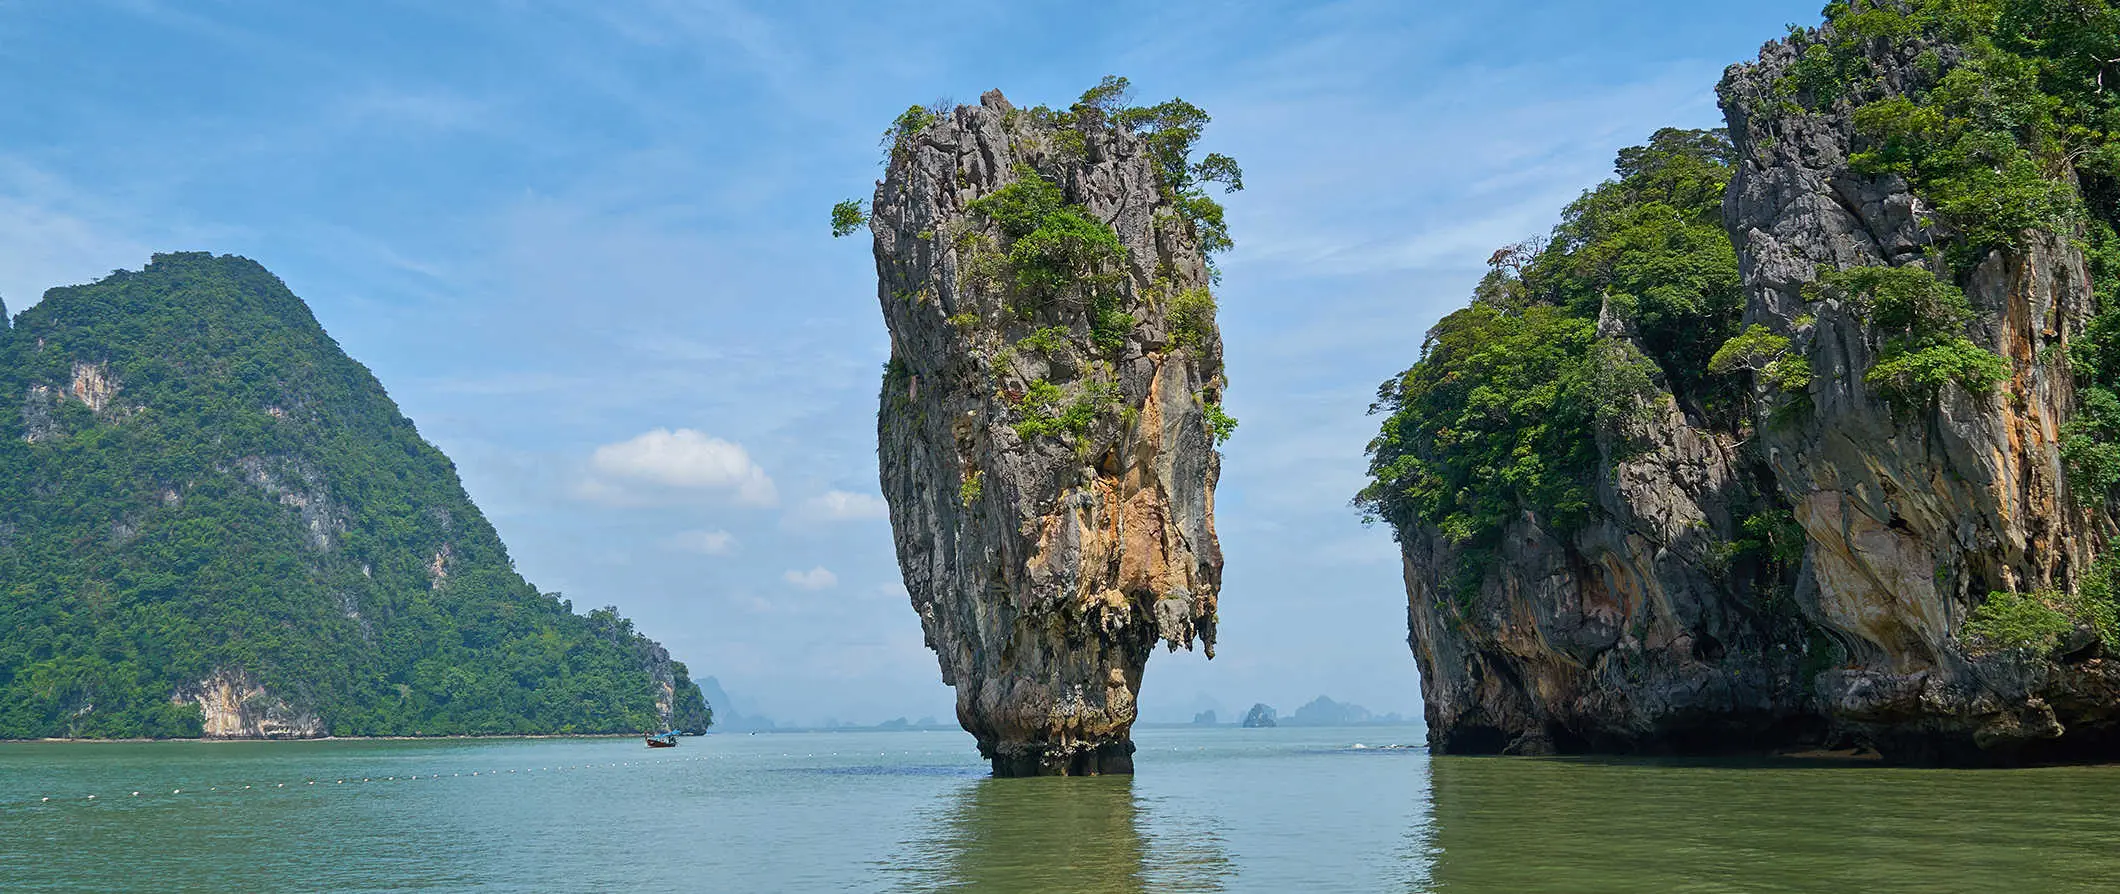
[[0, 0, 1824, 725]]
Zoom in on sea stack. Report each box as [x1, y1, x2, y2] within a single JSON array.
[[864, 84, 1235, 775]]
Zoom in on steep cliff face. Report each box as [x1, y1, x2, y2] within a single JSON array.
[[1718, 13, 2120, 760], [1402, 381, 1822, 755], [868, 88, 1232, 775], [1372, 3, 2120, 762]]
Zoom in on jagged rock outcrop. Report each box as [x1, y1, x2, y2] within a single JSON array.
[[177, 668, 327, 739], [870, 90, 1228, 775], [1390, 6, 2120, 763]]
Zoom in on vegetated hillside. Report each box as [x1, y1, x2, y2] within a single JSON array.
[[1361, 0, 2120, 762], [0, 253, 710, 738], [853, 78, 1236, 775]]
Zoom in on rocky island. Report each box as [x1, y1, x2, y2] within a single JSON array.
[[0, 253, 710, 739], [1361, 0, 2120, 763], [848, 80, 1239, 774]]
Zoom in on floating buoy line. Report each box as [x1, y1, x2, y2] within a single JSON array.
[[4, 754, 716, 810]]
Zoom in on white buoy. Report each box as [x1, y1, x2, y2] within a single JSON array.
[[40, 797, 48, 802], [86, 795, 95, 800], [173, 790, 180, 794], [133, 792, 140, 797]]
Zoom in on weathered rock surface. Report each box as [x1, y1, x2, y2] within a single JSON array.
[[1404, 348, 1823, 755], [1720, 29, 2120, 763], [871, 91, 1226, 775], [177, 668, 326, 739], [1401, 16, 2120, 762]]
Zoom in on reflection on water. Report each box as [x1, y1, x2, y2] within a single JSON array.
[[17, 730, 2120, 890], [886, 775, 1233, 892], [1427, 755, 2120, 893]]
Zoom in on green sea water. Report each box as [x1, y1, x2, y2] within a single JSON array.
[[3, 725, 2118, 891]]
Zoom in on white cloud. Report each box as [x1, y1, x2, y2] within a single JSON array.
[[800, 489, 889, 521], [665, 529, 735, 555], [584, 427, 777, 506], [783, 566, 838, 590]]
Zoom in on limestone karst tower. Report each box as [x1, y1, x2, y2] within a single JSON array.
[[856, 82, 1238, 775]]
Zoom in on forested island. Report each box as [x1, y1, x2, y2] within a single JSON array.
[[0, 253, 710, 739], [1360, 0, 2120, 763]]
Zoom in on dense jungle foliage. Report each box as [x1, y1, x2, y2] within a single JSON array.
[[1355, 127, 1741, 577], [0, 253, 710, 738]]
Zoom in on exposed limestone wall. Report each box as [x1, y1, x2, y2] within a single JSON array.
[[1720, 35, 2120, 761], [176, 669, 326, 739], [871, 91, 1225, 775]]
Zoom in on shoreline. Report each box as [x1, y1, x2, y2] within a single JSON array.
[[1, 732, 675, 744]]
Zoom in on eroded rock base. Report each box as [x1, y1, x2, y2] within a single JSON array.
[[988, 739, 1137, 777]]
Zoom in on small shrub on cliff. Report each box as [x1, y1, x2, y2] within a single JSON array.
[[882, 104, 939, 155], [1202, 398, 1238, 445], [1708, 325, 1790, 377], [2062, 387, 2120, 502], [1806, 265, 2009, 403], [1731, 508, 1806, 572], [958, 469, 983, 507], [1168, 287, 1218, 353], [1964, 590, 2076, 654], [1868, 339, 2010, 402], [967, 166, 1127, 312], [1017, 325, 1070, 354], [1011, 377, 1116, 442], [829, 200, 868, 238], [1585, 338, 1659, 431]]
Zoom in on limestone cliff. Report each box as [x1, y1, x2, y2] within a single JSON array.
[[1374, 4, 2120, 763], [177, 668, 327, 739], [866, 87, 1233, 775], [1717, 13, 2120, 761]]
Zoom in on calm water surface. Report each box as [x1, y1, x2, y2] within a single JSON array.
[[3, 726, 2118, 891]]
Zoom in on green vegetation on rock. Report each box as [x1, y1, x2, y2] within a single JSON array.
[[1781, 0, 2120, 266], [0, 253, 711, 738], [1358, 130, 1739, 578]]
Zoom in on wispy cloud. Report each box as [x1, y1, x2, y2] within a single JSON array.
[[581, 428, 777, 506], [665, 529, 736, 555], [783, 566, 837, 591], [797, 489, 889, 522]]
